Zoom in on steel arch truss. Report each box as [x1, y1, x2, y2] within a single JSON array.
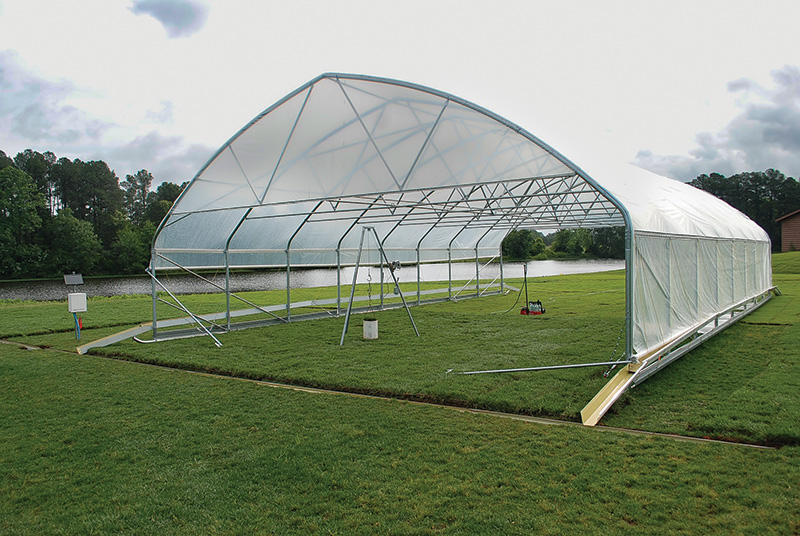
[[148, 72, 631, 360]]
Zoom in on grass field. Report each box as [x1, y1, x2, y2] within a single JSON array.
[[2, 252, 799, 533]]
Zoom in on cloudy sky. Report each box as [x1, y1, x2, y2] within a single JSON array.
[[1, 0, 799, 185]]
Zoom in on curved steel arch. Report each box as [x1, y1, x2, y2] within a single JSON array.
[[151, 74, 634, 354], [137, 73, 778, 426]]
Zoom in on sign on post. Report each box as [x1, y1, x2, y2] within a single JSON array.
[[64, 273, 86, 340]]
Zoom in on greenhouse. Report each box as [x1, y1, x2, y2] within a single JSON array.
[[145, 73, 775, 424]]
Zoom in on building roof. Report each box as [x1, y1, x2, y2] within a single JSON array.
[[776, 207, 800, 222]]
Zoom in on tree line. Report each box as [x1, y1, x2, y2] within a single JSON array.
[[0, 148, 185, 279], [2, 146, 798, 279], [501, 169, 800, 260], [501, 227, 626, 260]]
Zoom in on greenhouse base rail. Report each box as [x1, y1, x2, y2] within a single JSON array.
[[580, 286, 779, 426], [630, 287, 778, 385], [127, 286, 506, 346]]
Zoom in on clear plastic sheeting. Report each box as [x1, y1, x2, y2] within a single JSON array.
[[152, 73, 772, 361], [155, 74, 622, 271]]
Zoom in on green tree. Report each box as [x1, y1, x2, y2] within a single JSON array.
[[121, 169, 154, 226], [154, 181, 185, 203], [550, 228, 593, 256], [0, 149, 14, 171], [530, 235, 546, 256], [51, 157, 82, 217], [502, 229, 544, 259], [144, 199, 172, 224], [52, 158, 124, 248], [14, 149, 57, 215], [550, 229, 573, 253], [142, 180, 186, 224], [107, 221, 155, 274], [590, 227, 625, 258], [0, 167, 46, 278], [83, 160, 125, 247], [43, 208, 102, 275], [569, 229, 592, 255]]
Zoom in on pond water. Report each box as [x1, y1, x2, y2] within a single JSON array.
[[0, 259, 623, 301]]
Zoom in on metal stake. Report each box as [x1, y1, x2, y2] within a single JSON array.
[[340, 227, 368, 345]]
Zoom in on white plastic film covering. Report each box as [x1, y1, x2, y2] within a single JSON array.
[[154, 73, 773, 361], [632, 233, 770, 355], [586, 161, 772, 356], [157, 74, 603, 261]]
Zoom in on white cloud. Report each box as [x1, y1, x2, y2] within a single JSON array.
[[145, 100, 175, 125], [0, 52, 211, 184], [0, 51, 112, 144], [636, 66, 800, 181], [105, 131, 212, 183], [4, 0, 800, 188], [129, 0, 209, 38]]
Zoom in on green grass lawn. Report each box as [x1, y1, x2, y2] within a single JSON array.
[[2, 345, 798, 535], [2, 253, 800, 533], [8, 272, 629, 420]]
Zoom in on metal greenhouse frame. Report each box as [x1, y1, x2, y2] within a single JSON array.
[[130, 73, 775, 424]]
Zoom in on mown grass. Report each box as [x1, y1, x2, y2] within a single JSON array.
[[4, 253, 800, 446], [7, 272, 628, 420], [0, 280, 460, 338], [2, 345, 799, 534], [604, 252, 800, 445], [2, 254, 800, 533]]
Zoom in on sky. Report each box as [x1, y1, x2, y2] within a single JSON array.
[[1, 0, 800, 186]]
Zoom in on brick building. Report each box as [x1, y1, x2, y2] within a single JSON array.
[[776, 208, 800, 252]]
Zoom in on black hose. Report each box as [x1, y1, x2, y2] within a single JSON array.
[[493, 283, 524, 314]]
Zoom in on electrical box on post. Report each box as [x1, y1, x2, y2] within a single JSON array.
[[68, 293, 87, 313]]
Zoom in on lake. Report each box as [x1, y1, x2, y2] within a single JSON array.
[[0, 259, 624, 301]]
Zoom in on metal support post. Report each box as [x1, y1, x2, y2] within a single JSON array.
[[155, 253, 284, 323], [340, 227, 420, 345], [225, 251, 231, 331], [524, 263, 529, 305], [286, 252, 291, 321], [475, 248, 480, 297], [500, 250, 505, 293], [380, 253, 385, 310], [695, 240, 700, 318], [147, 269, 223, 348], [150, 253, 158, 341], [624, 226, 634, 362], [666, 238, 672, 333], [416, 247, 422, 306], [369, 227, 419, 338], [336, 249, 342, 316], [340, 227, 368, 345], [448, 249, 453, 299]]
